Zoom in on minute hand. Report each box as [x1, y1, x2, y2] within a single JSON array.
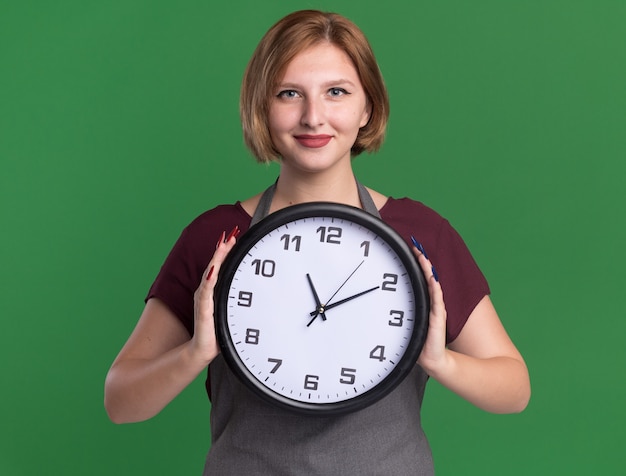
[[309, 286, 380, 316]]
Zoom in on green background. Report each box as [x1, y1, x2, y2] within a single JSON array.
[[1, 0, 624, 474]]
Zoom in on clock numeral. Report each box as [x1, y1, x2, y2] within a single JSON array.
[[369, 345, 386, 362], [268, 358, 282, 373], [360, 240, 370, 257], [245, 328, 260, 345], [339, 367, 357, 385], [381, 273, 398, 291], [388, 310, 404, 327], [304, 374, 319, 390], [237, 291, 253, 307], [316, 226, 342, 244], [280, 234, 302, 251], [251, 259, 275, 277]]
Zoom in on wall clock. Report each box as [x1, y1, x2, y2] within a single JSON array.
[[215, 202, 429, 415]]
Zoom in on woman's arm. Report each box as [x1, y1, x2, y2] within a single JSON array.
[[415, 250, 531, 414], [104, 233, 237, 423]]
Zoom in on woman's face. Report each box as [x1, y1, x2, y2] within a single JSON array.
[[268, 42, 371, 174]]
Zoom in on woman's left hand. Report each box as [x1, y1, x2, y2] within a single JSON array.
[[410, 239, 531, 413], [412, 244, 449, 375]]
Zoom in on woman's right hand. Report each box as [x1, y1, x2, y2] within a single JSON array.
[[104, 225, 240, 423], [189, 226, 239, 364]]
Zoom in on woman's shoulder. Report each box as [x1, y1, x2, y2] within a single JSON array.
[[364, 186, 441, 221], [239, 193, 264, 217], [381, 196, 447, 225], [379, 196, 456, 253], [364, 186, 388, 211], [180, 202, 251, 240]]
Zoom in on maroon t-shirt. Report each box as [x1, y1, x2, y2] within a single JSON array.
[[147, 197, 489, 361]]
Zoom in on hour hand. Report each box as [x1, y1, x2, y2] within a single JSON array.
[[306, 273, 327, 322]]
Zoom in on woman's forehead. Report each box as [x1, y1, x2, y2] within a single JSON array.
[[277, 43, 361, 85]]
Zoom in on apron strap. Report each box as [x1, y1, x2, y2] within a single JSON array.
[[356, 180, 381, 218], [250, 178, 380, 227]]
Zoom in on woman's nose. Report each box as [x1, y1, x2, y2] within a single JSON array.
[[300, 96, 325, 127]]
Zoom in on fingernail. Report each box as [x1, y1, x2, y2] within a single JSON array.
[[206, 265, 215, 281], [431, 266, 439, 282], [410, 236, 429, 259], [216, 231, 225, 249], [225, 225, 240, 242]]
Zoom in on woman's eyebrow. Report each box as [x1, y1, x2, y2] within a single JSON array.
[[321, 79, 357, 88], [276, 78, 358, 89]]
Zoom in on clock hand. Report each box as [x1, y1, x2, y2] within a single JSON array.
[[309, 285, 380, 317], [306, 273, 327, 322], [306, 260, 365, 327], [323, 260, 365, 306]]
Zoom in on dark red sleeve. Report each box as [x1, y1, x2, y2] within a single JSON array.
[[380, 198, 490, 343], [431, 218, 490, 342], [145, 204, 251, 336]]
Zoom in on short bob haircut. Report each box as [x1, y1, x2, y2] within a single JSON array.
[[240, 10, 390, 163]]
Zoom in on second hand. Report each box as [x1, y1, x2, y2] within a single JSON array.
[[307, 260, 365, 326]]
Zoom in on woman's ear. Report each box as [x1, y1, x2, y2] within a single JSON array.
[[360, 102, 372, 128]]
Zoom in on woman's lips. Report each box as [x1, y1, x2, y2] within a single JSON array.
[[294, 134, 332, 148]]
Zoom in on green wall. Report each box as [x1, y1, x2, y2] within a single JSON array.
[[1, 1, 624, 474]]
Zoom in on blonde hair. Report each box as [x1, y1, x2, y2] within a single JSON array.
[[240, 10, 389, 163]]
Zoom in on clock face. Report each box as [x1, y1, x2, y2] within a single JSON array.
[[215, 203, 429, 415]]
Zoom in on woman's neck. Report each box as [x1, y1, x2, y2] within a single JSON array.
[[270, 169, 361, 212], [239, 168, 388, 219]]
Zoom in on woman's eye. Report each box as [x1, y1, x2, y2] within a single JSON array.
[[277, 90, 300, 99], [328, 88, 348, 97]]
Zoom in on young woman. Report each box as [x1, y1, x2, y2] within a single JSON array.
[[105, 10, 530, 475]]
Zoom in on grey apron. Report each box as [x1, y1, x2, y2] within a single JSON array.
[[203, 180, 433, 475]]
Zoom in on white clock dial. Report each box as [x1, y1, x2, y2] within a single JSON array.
[[216, 203, 428, 415]]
